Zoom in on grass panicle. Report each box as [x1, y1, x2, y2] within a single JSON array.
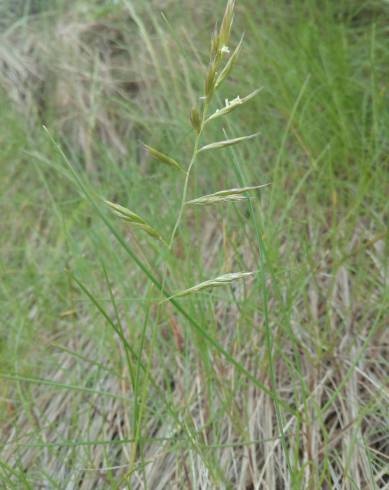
[[1, 0, 387, 487]]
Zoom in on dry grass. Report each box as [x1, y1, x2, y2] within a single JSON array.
[[2, 221, 387, 488], [0, 1, 146, 172]]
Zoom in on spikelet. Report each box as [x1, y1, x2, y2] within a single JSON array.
[[219, 0, 236, 48], [104, 200, 163, 241], [204, 60, 218, 99], [188, 195, 247, 205], [190, 107, 202, 133], [163, 271, 256, 301], [215, 34, 244, 90], [198, 132, 260, 153], [209, 23, 221, 62], [206, 89, 262, 123], [144, 145, 183, 171], [186, 184, 270, 205]]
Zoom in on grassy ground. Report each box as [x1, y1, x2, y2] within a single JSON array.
[[0, 0, 388, 488]]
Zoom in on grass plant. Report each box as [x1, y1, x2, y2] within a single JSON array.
[[0, 0, 388, 488]]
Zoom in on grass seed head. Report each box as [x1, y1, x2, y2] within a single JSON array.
[[104, 200, 145, 224], [144, 144, 183, 171], [187, 194, 247, 205], [190, 107, 202, 133], [164, 271, 256, 301], [186, 184, 270, 205], [204, 61, 218, 100], [219, 0, 236, 48], [210, 23, 221, 62], [104, 200, 163, 242], [198, 132, 260, 153], [206, 88, 263, 123], [215, 34, 244, 90]]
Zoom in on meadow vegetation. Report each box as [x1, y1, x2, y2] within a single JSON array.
[[0, 0, 388, 488]]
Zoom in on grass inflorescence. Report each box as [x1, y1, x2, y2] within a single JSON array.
[[0, 0, 388, 488]]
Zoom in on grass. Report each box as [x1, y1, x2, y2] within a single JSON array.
[[0, 0, 388, 488]]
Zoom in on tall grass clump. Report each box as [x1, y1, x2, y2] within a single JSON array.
[[48, 0, 289, 484]]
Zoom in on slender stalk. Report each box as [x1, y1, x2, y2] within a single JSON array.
[[169, 100, 209, 249]]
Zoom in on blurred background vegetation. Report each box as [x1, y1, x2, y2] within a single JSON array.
[[0, 0, 388, 487]]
